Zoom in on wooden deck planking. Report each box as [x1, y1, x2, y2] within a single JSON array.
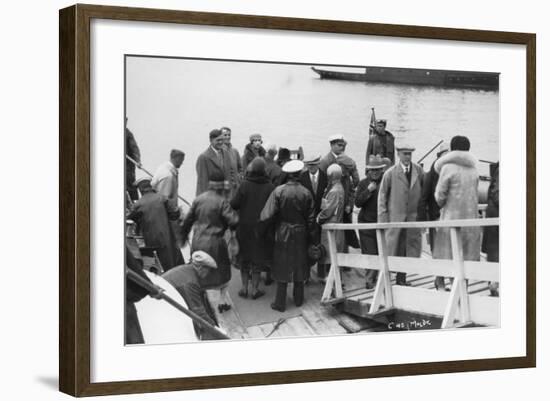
[[207, 290, 249, 339], [207, 261, 498, 339]]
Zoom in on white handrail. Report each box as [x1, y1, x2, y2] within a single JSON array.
[[323, 217, 499, 230]]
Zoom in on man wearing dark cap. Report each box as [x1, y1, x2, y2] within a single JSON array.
[[127, 177, 185, 271], [196, 129, 231, 196], [366, 119, 396, 165]]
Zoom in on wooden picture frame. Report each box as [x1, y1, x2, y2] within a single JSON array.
[[59, 3, 536, 397]]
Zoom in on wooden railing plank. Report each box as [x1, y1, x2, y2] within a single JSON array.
[[336, 253, 499, 282], [324, 217, 499, 230]]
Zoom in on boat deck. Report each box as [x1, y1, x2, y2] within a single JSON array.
[[207, 249, 495, 340]]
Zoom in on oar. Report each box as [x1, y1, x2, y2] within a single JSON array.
[[417, 139, 444, 164], [126, 268, 229, 340], [126, 155, 191, 206]]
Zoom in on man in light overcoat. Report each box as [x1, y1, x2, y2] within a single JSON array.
[[377, 143, 424, 285]]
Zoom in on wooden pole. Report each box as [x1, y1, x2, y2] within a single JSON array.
[[417, 139, 444, 164], [126, 155, 191, 206], [126, 268, 229, 340]]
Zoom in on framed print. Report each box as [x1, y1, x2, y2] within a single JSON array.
[[59, 4, 536, 397]]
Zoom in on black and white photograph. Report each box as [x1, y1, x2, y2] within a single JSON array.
[[124, 56, 500, 345]]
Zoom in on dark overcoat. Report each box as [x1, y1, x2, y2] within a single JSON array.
[[260, 181, 315, 282], [230, 174, 275, 265], [355, 176, 381, 255], [242, 144, 266, 171], [181, 190, 239, 287], [418, 159, 442, 251], [225, 144, 242, 199], [125, 127, 141, 199], [482, 162, 499, 262], [265, 159, 283, 186], [195, 147, 231, 196], [299, 169, 328, 216], [127, 191, 184, 271]]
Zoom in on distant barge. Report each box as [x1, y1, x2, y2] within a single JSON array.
[[311, 66, 499, 90]]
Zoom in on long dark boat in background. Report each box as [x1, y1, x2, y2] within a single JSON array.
[[311, 66, 499, 90]]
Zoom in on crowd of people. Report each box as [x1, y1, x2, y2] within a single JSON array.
[[125, 118, 500, 343]]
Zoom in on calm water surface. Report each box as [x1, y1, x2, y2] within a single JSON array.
[[126, 57, 499, 203]]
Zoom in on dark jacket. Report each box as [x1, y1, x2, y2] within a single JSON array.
[[127, 190, 184, 271], [418, 159, 441, 222], [482, 162, 499, 261], [162, 264, 218, 340], [242, 144, 266, 172], [230, 173, 275, 264], [366, 131, 395, 164], [299, 169, 328, 216], [181, 190, 239, 287], [224, 144, 243, 199], [195, 147, 231, 196], [355, 177, 381, 223], [265, 158, 283, 186], [260, 181, 315, 282], [125, 246, 150, 303], [125, 128, 141, 198]]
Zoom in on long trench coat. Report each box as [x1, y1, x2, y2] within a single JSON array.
[[181, 190, 239, 288], [317, 182, 346, 264], [377, 163, 424, 257], [230, 174, 275, 266], [127, 190, 184, 271], [433, 151, 480, 261], [260, 181, 315, 283]]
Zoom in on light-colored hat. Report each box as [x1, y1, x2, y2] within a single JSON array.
[[191, 251, 218, 269], [282, 159, 304, 173], [366, 155, 385, 169], [396, 142, 415, 152], [327, 163, 342, 177], [437, 141, 450, 156], [133, 173, 151, 187], [328, 134, 346, 143], [303, 154, 321, 165], [249, 133, 262, 142]]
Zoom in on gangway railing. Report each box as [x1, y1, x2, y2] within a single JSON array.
[[321, 218, 499, 328]]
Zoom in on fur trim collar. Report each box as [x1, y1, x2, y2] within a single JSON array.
[[435, 151, 478, 174]]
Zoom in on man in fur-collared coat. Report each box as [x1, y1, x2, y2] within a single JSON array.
[[432, 136, 481, 288], [378, 143, 424, 285]]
